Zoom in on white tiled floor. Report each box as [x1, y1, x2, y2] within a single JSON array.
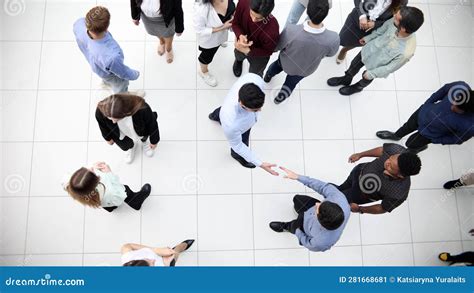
[[1, 0, 473, 267]]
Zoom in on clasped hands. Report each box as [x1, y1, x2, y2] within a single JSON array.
[[234, 34, 253, 55]]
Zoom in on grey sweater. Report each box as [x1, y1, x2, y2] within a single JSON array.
[[277, 23, 340, 77]]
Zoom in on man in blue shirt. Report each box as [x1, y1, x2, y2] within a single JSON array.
[[269, 167, 350, 252], [376, 81, 474, 153], [208, 73, 278, 176], [73, 6, 140, 94]]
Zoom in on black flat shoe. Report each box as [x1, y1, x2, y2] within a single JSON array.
[[263, 71, 272, 83], [233, 60, 243, 77], [339, 84, 363, 96], [443, 179, 462, 190], [208, 113, 219, 122], [269, 221, 287, 233], [376, 130, 401, 141], [327, 76, 352, 87], [231, 151, 256, 168]]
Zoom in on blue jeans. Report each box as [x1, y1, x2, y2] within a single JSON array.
[[285, 0, 306, 27], [266, 58, 305, 99], [102, 74, 129, 94]]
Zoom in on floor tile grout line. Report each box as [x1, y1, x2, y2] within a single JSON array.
[[21, 0, 48, 265], [195, 44, 200, 266], [393, 63, 416, 266]]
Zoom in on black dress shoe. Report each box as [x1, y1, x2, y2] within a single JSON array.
[[208, 113, 219, 122], [263, 71, 272, 83], [376, 130, 401, 141], [269, 222, 288, 233], [327, 75, 352, 87], [274, 92, 287, 104], [443, 179, 462, 190], [231, 151, 256, 168], [233, 60, 243, 77], [140, 183, 152, 196], [339, 84, 364, 96], [408, 145, 428, 154]]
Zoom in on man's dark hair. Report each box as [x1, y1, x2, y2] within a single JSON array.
[[399, 6, 424, 34], [307, 0, 330, 25], [123, 260, 150, 266], [250, 0, 275, 17], [317, 201, 345, 231], [398, 152, 421, 177], [238, 83, 265, 109], [456, 90, 474, 113]]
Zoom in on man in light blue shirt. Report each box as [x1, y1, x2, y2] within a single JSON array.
[[327, 6, 424, 96], [208, 73, 278, 175], [73, 6, 140, 93], [270, 167, 350, 252]]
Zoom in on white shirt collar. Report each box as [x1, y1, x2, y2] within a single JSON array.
[[303, 21, 326, 34]]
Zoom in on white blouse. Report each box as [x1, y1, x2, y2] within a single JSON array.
[[117, 116, 141, 142], [121, 248, 164, 266], [193, 1, 229, 49], [141, 0, 161, 18]]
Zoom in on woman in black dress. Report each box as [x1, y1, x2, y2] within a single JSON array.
[[336, 0, 407, 64]]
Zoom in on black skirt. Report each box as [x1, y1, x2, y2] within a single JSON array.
[[339, 7, 387, 47]]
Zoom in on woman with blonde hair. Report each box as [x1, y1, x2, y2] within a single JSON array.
[[65, 162, 151, 212], [96, 93, 160, 164], [121, 240, 195, 266]]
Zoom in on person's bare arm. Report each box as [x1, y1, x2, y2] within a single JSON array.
[[348, 147, 383, 163]]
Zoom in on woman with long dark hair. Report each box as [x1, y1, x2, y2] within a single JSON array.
[[194, 0, 236, 87], [96, 93, 160, 164], [130, 0, 184, 63], [64, 162, 151, 212], [336, 0, 407, 64]]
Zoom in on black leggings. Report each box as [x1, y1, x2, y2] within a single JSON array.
[[199, 46, 220, 65], [103, 185, 148, 212]]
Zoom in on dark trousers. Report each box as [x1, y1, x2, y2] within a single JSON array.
[[235, 49, 270, 77], [103, 185, 148, 212], [209, 107, 252, 163], [448, 252, 474, 265], [395, 107, 432, 149], [287, 195, 320, 234], [345, 52, 373, 89], [266, 58, 305, 99], [114, 136, 149, 152], [338, 164, 371, 205]]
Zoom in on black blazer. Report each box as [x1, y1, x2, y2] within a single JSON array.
[[131, 0, 184, 34], [354, 0, 408, 23], [95, 103, 161, 145]]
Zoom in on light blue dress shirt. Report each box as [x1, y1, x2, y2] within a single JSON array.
[[220, 73, 264, 167], [295, 175, 351, 252], [73, 18, 139, 81]]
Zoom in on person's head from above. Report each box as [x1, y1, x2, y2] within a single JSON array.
[[307, 0, 330, 25], [98, 94, 145, 124], [384, 151, 421, 179], [123, 259, 152, 266], [249, 0, 274, 22], [393, 6, 424, 35], [449, 86, 474, 114], [315, 201, 345, 231], [238, 83, 265, 112], [86, 6, 110, 36], [66, 167, 101, 208]]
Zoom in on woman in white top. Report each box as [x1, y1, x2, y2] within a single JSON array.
[[65, 162, 152, 212], [194, 0, 236, 87], [95, 93, 160, 164], [121, 240, 195, 266]]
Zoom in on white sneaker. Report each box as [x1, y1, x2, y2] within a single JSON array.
[[220, 42, 228, 48], [199, 71, 218, 87], [125, 144, 136, 164], [143, 144, 155, 158]]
